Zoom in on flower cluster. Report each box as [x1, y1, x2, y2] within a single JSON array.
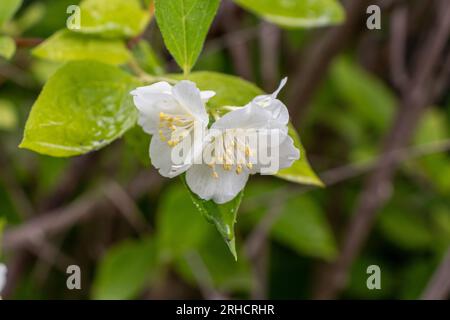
[[131, 78, 299, 204]]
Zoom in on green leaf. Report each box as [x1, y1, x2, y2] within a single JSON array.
[[157, 184, 210, 262], [0, 0, 22, 26], [77, 0, 151, 38], [33, 30, 131, 65], [330, 56, 396, 132], [233, 0, 345, 28], [181, 175, 243, 260], [175, 230, 252, 293], [276, 124, 324, 187], [0, 36, 16, 60], [243, 183, 337, 260], [20, 60, 140, 157], [155, 0, 220, 73], [92, 237, 158, 300]]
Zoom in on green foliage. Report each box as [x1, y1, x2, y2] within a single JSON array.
[[181, 176, 242, 260], [132, 41, 165, 76], [0, 0, 22, 26], [20, 61, 140, 157], [77, 0, 151, 38], [0, 99, 18, 130], [243, 182, 337, 260], [234, 0, 345, 28], [0, 35, 16, 60], [155, 0, 220, 73], [33, 30, 131, 65], [92, 237, 158, 299], [157, 184, 210, 261]]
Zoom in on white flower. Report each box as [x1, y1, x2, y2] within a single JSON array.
[[131, 81, 215, 178], [0, 263, 6, 295], [185, 79, 300, 204]]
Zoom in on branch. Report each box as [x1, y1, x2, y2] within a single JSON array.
[[314, 0, 450, 299], [421, 248, 450, 300]]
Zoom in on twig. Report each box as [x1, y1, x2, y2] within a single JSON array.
[[421, 248, 450, 300], [259, 22, 281, 91]]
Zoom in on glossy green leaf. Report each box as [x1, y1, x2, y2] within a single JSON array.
[[20, 61, 140, 157], [0, 99, 18, 130], [157, 184, 210, 262], [92, 237, 158, 300], [181, 175, 243, 260], [155, 0, 220, 73], [0, 0, 22, 26], [33, 30, 131, 65], [233, 0, 345, 28], [0, 36, 16, 60], [77, 0, 151, 38]]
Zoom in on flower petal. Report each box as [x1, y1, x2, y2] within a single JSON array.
[[251, 77, 289, 125], [212, 103, 278, 130], [150, 137, 190, 178], [200, 90, 216, 102], [172, 81, 209, 123], [186, 165, 249, 204], [0, 263, 6, 294]]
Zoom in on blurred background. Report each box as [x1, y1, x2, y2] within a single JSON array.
[[0, 0, 449, 300]]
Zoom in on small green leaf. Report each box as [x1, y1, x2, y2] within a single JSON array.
[[77, 0, 151, 38], [33, 30, 131, 65], [92, 237, 158, 300], [0, 36, 16, 60], [233, 0, 345, 28], [155, 0, 220, 73], [157, 184, 210, 262], [0, 99, 18, 130], [0, 0, 22, 26], [181, 175, 243, 260], [20, 61, 140, 157], [276, 124, 324, 187]]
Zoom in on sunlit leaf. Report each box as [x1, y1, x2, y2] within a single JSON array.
[[0, 36, 16, 60], [20, 61, 140, 157], [155, 0, 220, 73], [0, 0, 22, 26], [77, 0, 151, 38], [234, 0, 345, 28], [33, 30, 131, 65]]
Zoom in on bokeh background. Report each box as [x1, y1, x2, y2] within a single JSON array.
[[0, 0, 449, 300]]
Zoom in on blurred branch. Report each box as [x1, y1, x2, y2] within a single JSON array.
[[259, 22, 281, 91], [219, 0, 253, 80], [14, 37, 43, 48], [2, 170, 162, 251], [184, 251, 227, 300], [288, 0, 370, 125], [421, 248, 450, 300], [389, 5, 410, 91], [314, 0, 450, 299]]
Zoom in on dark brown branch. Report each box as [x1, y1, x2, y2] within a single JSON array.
[[314, 0, 450, 299], [259, 22, 281, 91], [389, 5, 410, 91]]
